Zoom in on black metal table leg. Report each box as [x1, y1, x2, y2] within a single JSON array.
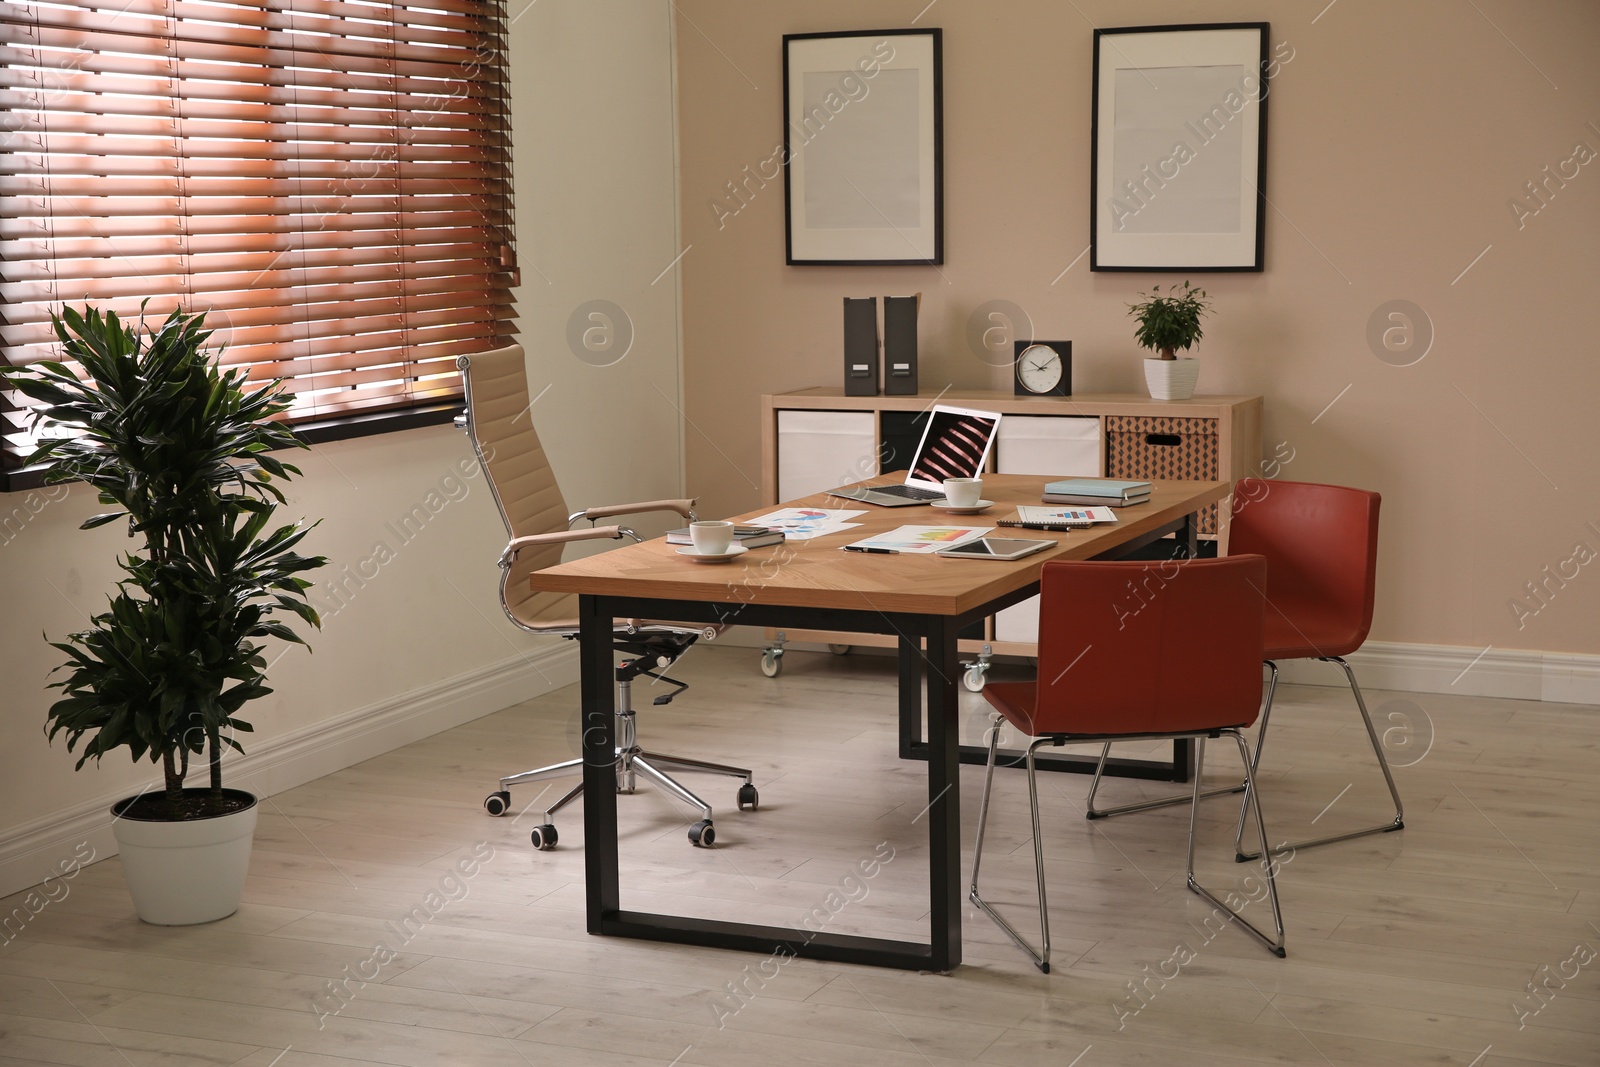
[[1178, 510, 1199, 559], [923, 615, 962, 971], [580, 595, 620, 931], [898, 632, 921, 760], [582, 598, 953, 970]]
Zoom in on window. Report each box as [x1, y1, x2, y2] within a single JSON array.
[[0, 0, 518, 486]]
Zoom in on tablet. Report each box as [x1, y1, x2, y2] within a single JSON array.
[[935, 537, 1055, 561]]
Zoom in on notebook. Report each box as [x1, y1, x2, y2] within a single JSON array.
[[997, 505, 1118, 530], [829, 404, 1003, 507], [1041, 478, 1151, 503]]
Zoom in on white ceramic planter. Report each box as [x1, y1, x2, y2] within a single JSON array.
[[1143, 358, 1200, 401], [110, 789, 258, 925]]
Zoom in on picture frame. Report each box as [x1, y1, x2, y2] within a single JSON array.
[[1090, 23, 1271, 272], [782, 28, 943, 266]]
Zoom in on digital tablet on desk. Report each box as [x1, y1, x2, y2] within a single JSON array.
[[934, 537, 1054, 561]]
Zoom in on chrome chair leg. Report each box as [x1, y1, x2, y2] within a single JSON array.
[[632, 756, 713, 821], [968, 714, 1052, 973], [1186, 731, 1286, 957], [1083, 739, 1247, 820], [972, 722, 1286, 970], [639, 751, 752, 785], [1081, 663, 1283, 820], [1234, 656, 1405, 860], [967, 715, 1001, 900], [499, 757, 585, 791], [541, 780, 585, 824]]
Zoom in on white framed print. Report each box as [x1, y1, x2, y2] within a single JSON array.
[[1090, 23, 1271, 272], [783, 29, 943, 266]]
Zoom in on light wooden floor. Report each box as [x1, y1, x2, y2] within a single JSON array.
[[3, 644, 1598, 1066]]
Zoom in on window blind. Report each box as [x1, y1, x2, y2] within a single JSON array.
[[0, 0, 518, 471]]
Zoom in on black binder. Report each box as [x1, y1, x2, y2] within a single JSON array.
[[883, 294, 920, 395], [843, 297, 879, 396]]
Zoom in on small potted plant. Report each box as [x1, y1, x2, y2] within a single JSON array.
[[4, 305, 325, 925], [1127, 280, 1211, 401]]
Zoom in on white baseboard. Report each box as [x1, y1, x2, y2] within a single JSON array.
[[717, 627, 1600, 706], [1274, 641, 1600, 705], [0, 644, 578, 900]]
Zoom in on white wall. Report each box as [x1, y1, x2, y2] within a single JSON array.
[[0, 0, 684, 897]]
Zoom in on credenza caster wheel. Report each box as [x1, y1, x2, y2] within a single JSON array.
[[963, 663, 988, 693], [530, 824, 558, 851], [737, 783, 759, 811], [688, 820, 716, 847], [483, 791, 511, 816], [828, 644, 852, 656], [760, 649, 783, 678]]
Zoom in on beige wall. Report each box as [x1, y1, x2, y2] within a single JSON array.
[[675, 0, 1600, 654], [0, 0, 685, 894]]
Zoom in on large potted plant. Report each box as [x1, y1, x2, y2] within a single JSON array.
[[4, 306, 325, 925], [1128, 280, 1211, 401]]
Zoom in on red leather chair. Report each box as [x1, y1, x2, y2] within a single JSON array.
[[968, 556, 1286, 973], [1084, 479, 1403, 858], [1226, 478, 1403, 857]]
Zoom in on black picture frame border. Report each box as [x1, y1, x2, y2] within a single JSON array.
[[1089, 22, 1271, 273], [782, 27, 944, 267]]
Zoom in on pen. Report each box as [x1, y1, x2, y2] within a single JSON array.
[[845, 546, 899, 554]]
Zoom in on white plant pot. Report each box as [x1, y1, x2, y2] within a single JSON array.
[[110, 789, 258, 925], [1143, 357, 1200, 401]]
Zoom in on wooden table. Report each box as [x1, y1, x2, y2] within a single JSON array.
[[530, 474, 1230, 972]]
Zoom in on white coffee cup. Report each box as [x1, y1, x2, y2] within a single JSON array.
[[689, 520, 735, 554], [942, 478, 983, 507]]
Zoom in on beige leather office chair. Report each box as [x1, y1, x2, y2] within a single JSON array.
[[458, 345, 756, 849]]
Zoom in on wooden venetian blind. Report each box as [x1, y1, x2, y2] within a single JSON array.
[[0, 0, 518, 470]]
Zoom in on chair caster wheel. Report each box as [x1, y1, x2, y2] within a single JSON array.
[[827, 644, 851, 655], [737, 783, 759, 811], [962, 664, 987, 692], [530, 824, 558, 850], [484, 791, 511, 816], [688, 820, 715, 847], [760, 650, 783, 677]]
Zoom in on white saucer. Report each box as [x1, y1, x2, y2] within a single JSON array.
[[929, 499, 994, 515], [676, 543, 749, 563]]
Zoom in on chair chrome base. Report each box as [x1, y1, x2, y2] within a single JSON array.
[[969, 716, 1286, 973], [485, 674, 754, 849], [1233, 657, 1405, 860], [1083, 657, 1405, 862]]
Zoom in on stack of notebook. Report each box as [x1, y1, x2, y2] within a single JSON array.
[[1041, 479, 1152, 507]]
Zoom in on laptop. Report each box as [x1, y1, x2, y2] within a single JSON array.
[[830, 404, 1003, 506]]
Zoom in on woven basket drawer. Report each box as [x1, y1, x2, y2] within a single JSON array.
[[1105, 415, 1220, 534]]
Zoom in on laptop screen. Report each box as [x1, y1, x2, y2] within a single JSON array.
[[905, 405, 1002, 489]]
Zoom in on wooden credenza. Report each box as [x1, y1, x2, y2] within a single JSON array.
[[758, 388, 1263, 669]]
